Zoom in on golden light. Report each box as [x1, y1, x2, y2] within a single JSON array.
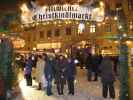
[[102, 22, 105, 25], [12, 38, 25, 48], [105, 16, 109, 20], [114, 16, 118, 20], [97, 23, 102, 27], [20, 3, 29, 13], [119, 25, 122, 29], [54, 21, 57, 25], [126, 41, 132, 45], [65, 21, 68, 24], [87, 22, 89, 25], [114, 41, 119, 44], [100, 1, 104, 7], [68, 20, 71, 24], [33, 47, 37, 51], [77, 0, 83, 3], [76, 21, 79, 24]]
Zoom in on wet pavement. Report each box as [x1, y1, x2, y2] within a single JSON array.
[[14, 67, 119, 100]]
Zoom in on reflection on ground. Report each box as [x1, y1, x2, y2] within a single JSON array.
[[15, 67, 119, 100]]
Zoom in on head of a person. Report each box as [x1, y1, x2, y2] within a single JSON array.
[[59, 55, 64, 60], [38, 55, 42, 60], [43, 53, 48, 61]]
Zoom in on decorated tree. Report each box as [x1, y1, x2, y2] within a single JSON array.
[[0, 36, 17, 98]]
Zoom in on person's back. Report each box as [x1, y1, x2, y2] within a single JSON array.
[[100, 56, 115, 83], [99, 56, 115, 99]]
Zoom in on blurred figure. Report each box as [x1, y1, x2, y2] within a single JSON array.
[[24, 55, 33, 86], [54, 55, 67, 95], [66, 56, 76, 95], [85, 53, 93, 81], [36, 55, 45, 90], [111, 56, 119, 76], [99, 56, 115, 99], [91, 54, 101, 81], [44, 54, 54, 96]]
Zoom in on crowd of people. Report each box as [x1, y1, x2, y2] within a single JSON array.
[[23, 53, 76, 96], [15, 52, 119, 99]]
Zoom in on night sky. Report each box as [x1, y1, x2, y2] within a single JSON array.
[[0, 0, 18, 4]]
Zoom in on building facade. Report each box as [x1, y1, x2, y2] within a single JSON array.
[[10, 0, 132, 55]]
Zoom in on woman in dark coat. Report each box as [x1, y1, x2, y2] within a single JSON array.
[[66, 56, 76, 95], [99, 56, 115, 99], [54, 55, 67, 95], [24, 56, 33, 86]]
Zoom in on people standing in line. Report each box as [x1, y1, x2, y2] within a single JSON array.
[[66, 56, 76, 95], [85, 53, 93, 81], [99, 56, 115, 99], [24, 55, 33, 86], [54, 55, 67, 95], [44, 54, 54, 96], [36, 55, 45, 90]]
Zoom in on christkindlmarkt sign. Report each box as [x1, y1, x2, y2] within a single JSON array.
[[21, 4, 104, 24]]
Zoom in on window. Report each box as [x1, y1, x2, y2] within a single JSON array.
[[128, 0, 133, 10], [47, 30, 52, 38], [105, 24, 111, 32], [90, 24, 96, 33], [55, 29, 60, 37], [66, 27, 71, 35], [39, 31, 44, 39]]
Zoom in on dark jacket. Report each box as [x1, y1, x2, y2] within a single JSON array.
[[66, 58, 76, 80], [24, 58, 33, 75], [54, 58, 67, 82], [99, 56, 115, 83], [85, 54, 93, 70], [44, 59, 53, 81]]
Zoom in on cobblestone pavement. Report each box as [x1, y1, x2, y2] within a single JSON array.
[[14, 67, 119, 100]]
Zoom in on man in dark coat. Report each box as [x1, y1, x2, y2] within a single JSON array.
[[24, 56, 33, 86], [66, 56, 76, 95], [99, 56, 115, 99], [44, 54, 54, 96], [85, 53, 93, 81], [54, 55, 67, 95]]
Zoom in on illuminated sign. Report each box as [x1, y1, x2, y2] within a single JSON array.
[[21, 4, 104, 24]]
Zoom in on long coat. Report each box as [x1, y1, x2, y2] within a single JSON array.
[[36, 59, 45, 82], [24, 59, 33, 75], [54, 58, 68, 84], [44, 59, 53, 81], [66, 58, 76, 80], [99, 57, 115, 83]]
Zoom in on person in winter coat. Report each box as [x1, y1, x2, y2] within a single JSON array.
[[44, 54, 54, 96], [24, 56, 33, 86], [54, 55, 67, 95], [36, 55, 45, 90], [85, 53, 93, 81], [99, 56, 115, 99], [66, 56, 76, 95]]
